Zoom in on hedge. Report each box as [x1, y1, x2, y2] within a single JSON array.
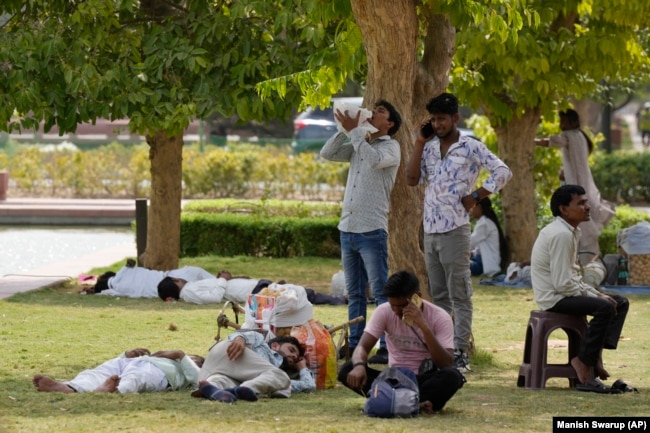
[[180, 212, 341, 258], [592, 151, 650, 204]]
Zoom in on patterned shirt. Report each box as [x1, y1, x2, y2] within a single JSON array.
[[320, 129, 400, 233], [419, 135, 512, 234]]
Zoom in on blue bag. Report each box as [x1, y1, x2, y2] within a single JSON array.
[[363, 367, 419, 418]]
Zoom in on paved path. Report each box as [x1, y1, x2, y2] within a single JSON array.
[[0, 198, 136, 225]]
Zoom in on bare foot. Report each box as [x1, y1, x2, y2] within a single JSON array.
[[32, 374, 74, 393], [419, 401, 434, 414], [570, 356, 594, 385], [94, 375, 120, 393], [596, 358, 610, 380]]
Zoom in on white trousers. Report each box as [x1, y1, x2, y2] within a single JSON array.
[[199, 340, 290, 397], [66, 357, 168, 394]]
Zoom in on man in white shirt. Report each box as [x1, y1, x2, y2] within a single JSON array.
[[94, 263, 216, 298], [531, 184, 629, 392], [33, 348, 203, 394]]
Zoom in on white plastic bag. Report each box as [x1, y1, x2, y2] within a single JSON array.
[[618, 221, 650, 255], [264, 283, 314, 328], [330, 270, 346, 296], [332, 101, 378, 137]]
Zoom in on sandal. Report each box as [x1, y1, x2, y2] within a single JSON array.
[[612, 379, 639, 393], [575, 378, 616, 394]]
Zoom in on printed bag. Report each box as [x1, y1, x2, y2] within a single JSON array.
[[290, 319, 337, 389]]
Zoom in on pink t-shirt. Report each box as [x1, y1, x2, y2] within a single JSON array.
[[364, 300, 454, 372]]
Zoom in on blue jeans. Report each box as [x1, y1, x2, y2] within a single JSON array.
[[340, 229, 388, 348], [469, 254, 483, 276]]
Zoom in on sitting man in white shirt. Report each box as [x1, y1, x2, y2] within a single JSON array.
[[531, 184, 629, 393]]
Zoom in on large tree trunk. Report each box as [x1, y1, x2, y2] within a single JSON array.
[[493, 109, 540, 262], [140, 131, 183, 270], [350, 0, 454, 293]]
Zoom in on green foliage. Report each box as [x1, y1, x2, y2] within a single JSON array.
[[183, 198, 341, 218], [592, 151, 650, 203], [0, 0, 348, 136], [179, 212, 340, 258], [2, 142, 343, 200], [452, 1, 650, 125], [3, 142, 151, 197]]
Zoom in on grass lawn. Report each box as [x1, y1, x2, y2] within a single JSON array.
[[1, 255, 649, 433]]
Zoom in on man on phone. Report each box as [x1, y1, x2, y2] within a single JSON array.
[[338, 271, 465, 414], [405, 92, 512, 372], [320, 99, 402, 364]]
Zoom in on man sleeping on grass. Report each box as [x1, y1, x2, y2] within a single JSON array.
[[157, 270, 347, 306]]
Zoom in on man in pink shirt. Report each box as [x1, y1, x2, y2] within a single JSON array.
[[338, 271, 465, 414]]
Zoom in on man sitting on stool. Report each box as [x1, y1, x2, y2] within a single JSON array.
[[531, 184, 629, 392]]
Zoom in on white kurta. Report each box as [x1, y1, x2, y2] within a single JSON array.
[[549, 129, 615, 259], [101, 266, 216, 298]]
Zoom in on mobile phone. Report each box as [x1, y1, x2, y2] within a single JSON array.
[[420, 121, 435, 138], [403, 294, 423, 326], [410, 293, 423, 308]]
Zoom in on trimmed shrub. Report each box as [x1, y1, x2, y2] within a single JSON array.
[[592, 151, 650, 204], [180, 212, 340, 258]]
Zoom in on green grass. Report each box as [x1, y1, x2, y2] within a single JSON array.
[[1, 256, 649, 433]]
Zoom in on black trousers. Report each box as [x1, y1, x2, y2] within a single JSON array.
[[549, 294, 629, 366], [337, 361, 465, 412]]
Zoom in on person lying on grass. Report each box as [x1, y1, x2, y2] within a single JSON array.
[[84, 258, 217, 299], [157, 269, 347, 306], [33, 348, 204, 394], [192, 331, 315, 403]]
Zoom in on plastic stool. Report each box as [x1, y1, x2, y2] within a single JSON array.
[[517, 310, 587, 389]]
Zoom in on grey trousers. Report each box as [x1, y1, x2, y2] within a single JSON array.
[[198, 340, 291, 397], [424, 225, 473, 352]]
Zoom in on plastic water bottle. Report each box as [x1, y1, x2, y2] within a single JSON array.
[[617, 256, 629, 286], [261, 307, 272, 331]]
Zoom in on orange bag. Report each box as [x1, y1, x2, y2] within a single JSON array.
[[291, 319, 337, 389]]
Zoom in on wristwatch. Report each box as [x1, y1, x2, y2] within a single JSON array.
[[471, 191, 480, 202]]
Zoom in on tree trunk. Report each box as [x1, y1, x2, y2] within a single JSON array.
[[573, 99, 604, 136], [493, 109, 541, 263], [350, 0, 454, 293], [140, 131, 183, 270]]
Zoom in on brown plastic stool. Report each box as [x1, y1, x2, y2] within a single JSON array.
[[517, 310, 587, 389]]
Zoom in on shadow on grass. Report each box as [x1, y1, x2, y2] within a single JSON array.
[[4, 285, 236, 311]]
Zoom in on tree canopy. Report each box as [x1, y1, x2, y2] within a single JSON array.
[[0, 0, 351, 136], [0, 0, 358, 269], [2, 0, 650, 269]]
